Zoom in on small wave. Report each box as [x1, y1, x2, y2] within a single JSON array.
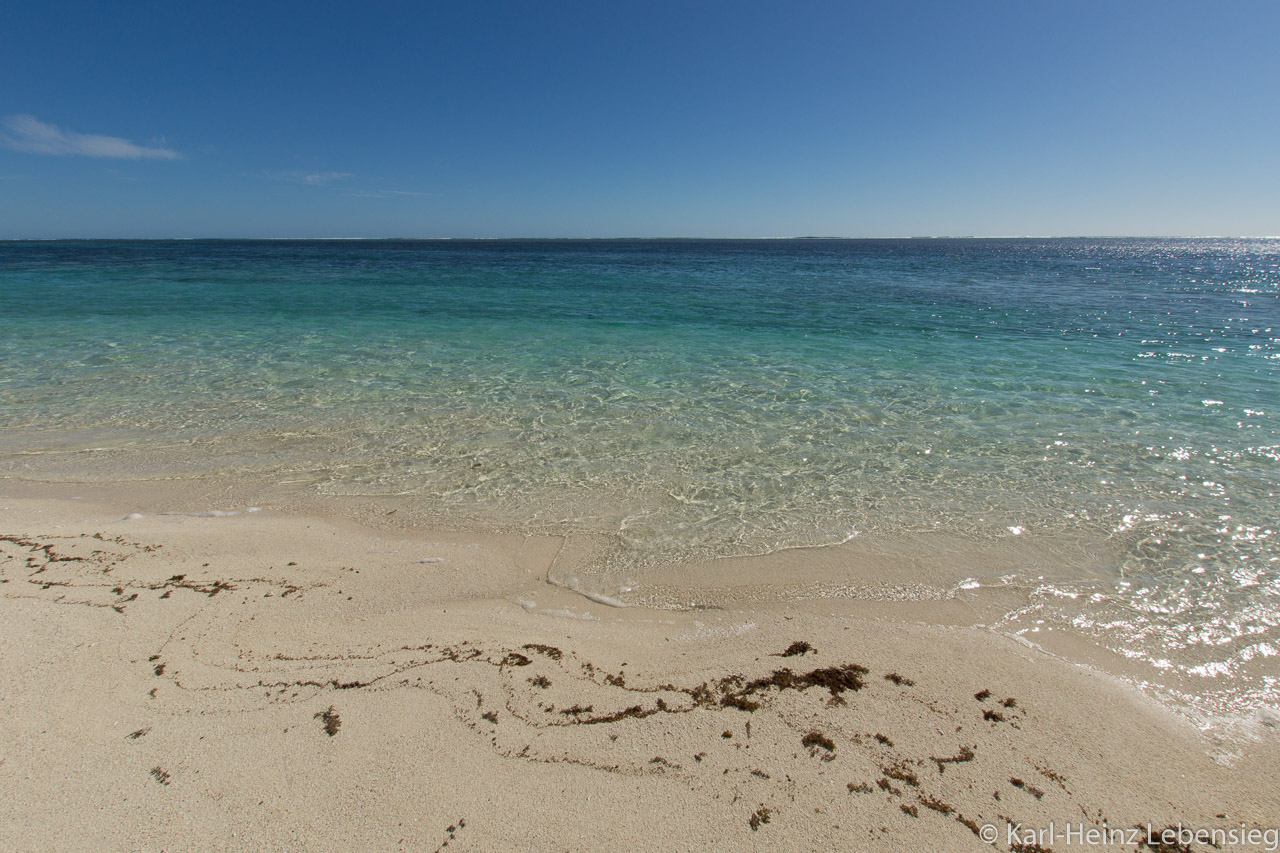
[[160, 507, 262, 518]]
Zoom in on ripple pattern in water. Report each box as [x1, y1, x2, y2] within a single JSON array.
[[2, 238, 1278, 718]]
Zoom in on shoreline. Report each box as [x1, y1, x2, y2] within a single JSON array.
[[3, 486, 1278, 850], [2, 474, 1270, 725]]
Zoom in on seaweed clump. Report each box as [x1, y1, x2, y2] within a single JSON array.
[[315, 706, 341, 736], [718, 663, 868, 711], [748, 807, 772, 831], [931, 745, 975, 773], [919, 795, 954, 814], [883, 763, 920, 787], [802, 731, 836, 757], [1010, 777, 1045, 800]]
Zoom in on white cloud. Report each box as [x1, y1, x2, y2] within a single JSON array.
[[1, 114, 181, 160], [265, 171, 427, 197], [270, 170, 354, 186], [347, 188, 428, 198], [303, 171, 352, 185]]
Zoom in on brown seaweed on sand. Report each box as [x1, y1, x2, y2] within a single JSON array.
[[315, 706, 341, 736], [775, 641, 814, 657], [748, 807, 772, 831], [718, 663, 868, 711], [802, 731, 836, 757]]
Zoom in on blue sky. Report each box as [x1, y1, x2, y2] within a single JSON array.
[[2, 1, 1277, 238]]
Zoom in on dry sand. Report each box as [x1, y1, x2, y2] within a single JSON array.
[[2, 486, 1278, 852]]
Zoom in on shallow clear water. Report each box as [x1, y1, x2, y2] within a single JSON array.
[[2, 238, 1278, 719]]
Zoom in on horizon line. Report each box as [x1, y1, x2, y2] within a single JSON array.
[[4, 234, 1279, 242]]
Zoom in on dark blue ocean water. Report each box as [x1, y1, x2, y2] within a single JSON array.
[[2, 238, 1278, 718]]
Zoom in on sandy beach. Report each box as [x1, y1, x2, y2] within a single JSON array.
[[3, 484, 1277, 852], [7, 0, 1280, 843]]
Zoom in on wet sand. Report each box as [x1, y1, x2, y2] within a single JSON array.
[[2, 485, 1278, 851]]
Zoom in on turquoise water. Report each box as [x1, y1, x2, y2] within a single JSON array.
[[2, 238, 1278, 718]]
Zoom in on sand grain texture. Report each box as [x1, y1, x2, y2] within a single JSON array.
[[2, 493, 1277, 852]]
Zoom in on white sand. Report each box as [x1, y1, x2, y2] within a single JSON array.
[[2, 488, 1278, 851]]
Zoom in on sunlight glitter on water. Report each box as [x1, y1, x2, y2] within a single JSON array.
[[2, 237, 1278, 720]]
